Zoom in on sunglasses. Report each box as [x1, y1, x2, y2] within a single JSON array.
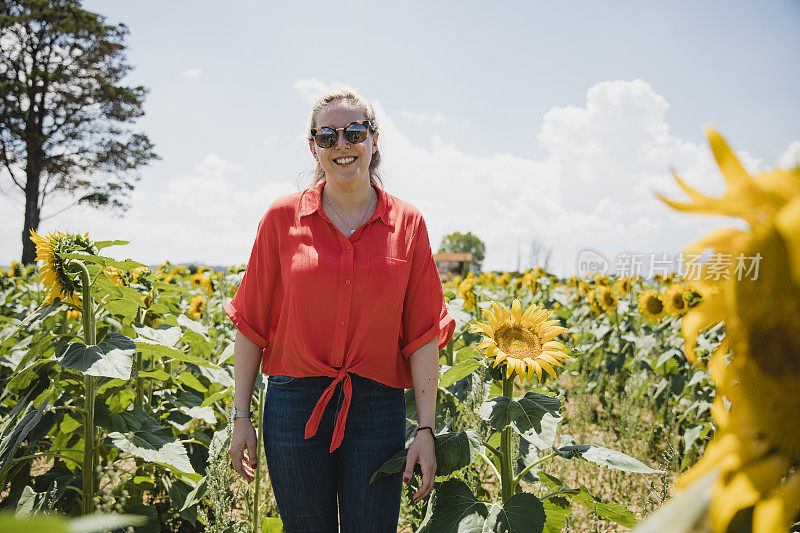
[[310, 120, 373, 148]]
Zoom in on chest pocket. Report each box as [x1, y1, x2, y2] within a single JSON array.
[[368, 256, 410, 311]]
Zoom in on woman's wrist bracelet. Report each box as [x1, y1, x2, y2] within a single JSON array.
[[416, 426, 435, 438]]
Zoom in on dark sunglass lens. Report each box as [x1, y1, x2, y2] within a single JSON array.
[[344, 123, 368, 143], [314, 128, 336, 148]]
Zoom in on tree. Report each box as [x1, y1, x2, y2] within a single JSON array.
[[0, 0, 159, 264], [438, 231, 486, 274]]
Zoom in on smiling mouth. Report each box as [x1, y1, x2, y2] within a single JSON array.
[[333, 156, 357, 167]]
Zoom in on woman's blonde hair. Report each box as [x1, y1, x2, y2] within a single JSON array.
[[306, 88, 383, 188]]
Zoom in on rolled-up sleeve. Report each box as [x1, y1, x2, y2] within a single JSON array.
[[223, 208, 280, 349], [399, 216, 456, 359]]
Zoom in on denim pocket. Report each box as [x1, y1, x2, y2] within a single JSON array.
[[268, 375, 297, 386]]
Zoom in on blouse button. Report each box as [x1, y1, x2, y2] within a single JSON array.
[[339, 321, 345, 326], [345, 280, 351, 284], [345, 244, 351, 249]]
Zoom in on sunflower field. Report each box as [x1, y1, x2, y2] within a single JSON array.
[[0, 129, 798, 532]]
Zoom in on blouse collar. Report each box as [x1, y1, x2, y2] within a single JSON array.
[[298, 180, 394, 229]]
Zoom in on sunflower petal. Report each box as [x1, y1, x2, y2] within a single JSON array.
[[510, 299, 523, 325], [539, 353, 564, 368], [537, 358, 556, 379], [752, 468, 800, 533]]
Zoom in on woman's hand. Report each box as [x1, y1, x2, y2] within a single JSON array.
[[228, 418, 258, 482], [403, 431, 437, 504]]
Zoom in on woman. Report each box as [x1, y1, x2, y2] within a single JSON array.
[[225, 88, 456, 532]]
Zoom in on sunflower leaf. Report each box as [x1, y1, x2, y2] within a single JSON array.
[[93, 239, 131, 250], [538, 472, 637, 527], [0, 395, 52, 475], [555, 444, 664, 473], [478, 391, 563, 450], [132, 323, 182, 347], [57, 332, 135, 380], [416, 478, 546, 533], [445, 299, 472, 332], [134, 341, 221, 370], [104, 258, 150, 271], [440, 359, 482, 387], [102, 404, 195, 475]]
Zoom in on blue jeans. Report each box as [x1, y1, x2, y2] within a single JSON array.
[[263, 372, 406, 532]]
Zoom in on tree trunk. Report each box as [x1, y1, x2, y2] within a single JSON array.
[[22, 145, 42, 265]]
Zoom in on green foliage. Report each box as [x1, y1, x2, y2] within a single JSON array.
[[0, 0, 160, 263], [1, 239, 714, 530], [438, 231, 486, 274]]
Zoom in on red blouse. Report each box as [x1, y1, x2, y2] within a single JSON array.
[[223, 179, 456, 453]]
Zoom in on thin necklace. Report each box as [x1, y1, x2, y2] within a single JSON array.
[[324, 186, 376, 236]]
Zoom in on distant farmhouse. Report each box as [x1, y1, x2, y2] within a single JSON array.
[[433, 252, 473, 280]]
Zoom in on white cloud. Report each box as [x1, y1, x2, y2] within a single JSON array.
[[779, 140, 800, 169], [363, 78, 789, 276], [263, 135, 278, 145], [182, 68, 202, 79], [400, 110, 447, 125], [292, 79, 361, 104]]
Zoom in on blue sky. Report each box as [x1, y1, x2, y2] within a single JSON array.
[[2, 0, 799, 275]]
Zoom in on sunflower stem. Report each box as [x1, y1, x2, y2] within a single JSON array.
[[446, 338, 454, 366], [71, 260, 97, 516], [135, 307, 144, 410], [512, 451, 557, 489], [483, 441, 502, 460], [478, 451, 502, 482], [500, 372, 515, 503]]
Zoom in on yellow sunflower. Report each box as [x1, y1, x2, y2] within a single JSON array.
[[130, 265, 151, 284], [663, 284, 688, 317], [29, 229, 96, 307], [615, 276, 631, 295], [469, 299, 570, 385], [458, 274, 477, 310], [190, 272, 210, 288], [496, 272, 511, 287], [657, 127, 800, 533], [597, 285, 618, 313], [578, 281, 591, 297], [583, 289, 602, 316], [594, 274, 610, 288], [638, 291, 666, 322], [516, 270, 537, 293], [187, 294, 206, 318], [104, 266, 125, 286]]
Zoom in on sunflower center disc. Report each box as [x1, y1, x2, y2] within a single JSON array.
[[495, 326, 542, 359]]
